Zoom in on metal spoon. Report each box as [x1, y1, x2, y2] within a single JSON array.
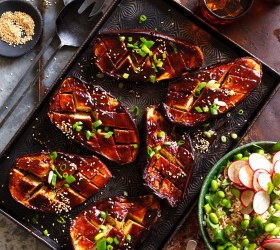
[[0, 0, 111, 131]]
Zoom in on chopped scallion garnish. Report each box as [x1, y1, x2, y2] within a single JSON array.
[[106, 237, 113, 244], [210, 104, 218, 116], [129, 105, 140, 116], [164, 141, 172, 146], [195, 106, 203, 113], [128, 36, 133, 42], [114, 237, 120, 245], [43, 229, 49, 236], [123, 73, 129, 79], [104, 131, 114, 139], [100, 211, 106, 219], [147, 146, 155, 158], [149, 75, 156, 83], [177, 140, 184, 146], [221, 135, 227, 143], [93, 120, 102, 128], [119, 36, 125, 42], [50, 151, 58, 160], [73, 121, 83, 132], [157, 131, 165, 139], [95, 232, 105, 241], [86, 130, 95, 140], [126, 234, 132, 243], [238, 109, 244, 115], [65, 175, 76, 184], [133, 144, 138, 149], [154, 145, 161, 152], [139, 14, 147, 24], [194, 82, 207, 98], [57, 216, 66, 224], [60, 164, 67, 171], [51, 173, 57, 186]]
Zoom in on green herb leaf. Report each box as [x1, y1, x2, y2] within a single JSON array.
[[269, 142, 280, 153], [104, 131, 114, 139], [65, 175, 76, 184], [273, 173, 280, 187], [73, 121, 83, 132], [267, 182, 274, 195], [50, 151, 58, 160]]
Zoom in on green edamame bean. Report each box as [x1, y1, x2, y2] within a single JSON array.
[[241, 238, 249, 246], [247, 243, 257, 250], [221, 198, 231, 208], [211, 180, 218, 192], [217, 191, 225, 198], [252, 216, 263, 226], [209, 213, 219, 224], [235, 153, 243, 160], [274, 204, 280, 211], [241, 220, 250, 229], [265, 223, 276, 232], [270, 227, 280, 236], [227, 246, 237, 250], [204, 203, 211, 214]]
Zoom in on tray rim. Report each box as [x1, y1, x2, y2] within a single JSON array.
[[0, 0, 280, 249]]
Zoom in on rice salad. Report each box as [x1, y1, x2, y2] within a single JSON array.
[[203, 143, 280, 250]]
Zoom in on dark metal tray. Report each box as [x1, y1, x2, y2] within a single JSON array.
[[0, 0, 279, 249]]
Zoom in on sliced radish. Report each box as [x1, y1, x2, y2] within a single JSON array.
[[253, 190, 270, 214], [232, 182, 247, 190], [273, 160, 280, 174], [253, 169, 269, 192], [261, 238, 280, 250], [273, 151, 280, 164], [239, 165, 254, 189], [228, 160, 248, 185], [240, 204, 253, 215], [249, 153, 272, 173], [240, 189, 254, 207], [258, 172, 272, 191], [223, 167, 228, 179]]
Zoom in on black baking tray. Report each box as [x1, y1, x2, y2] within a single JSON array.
[[0, 0, 279, 249]]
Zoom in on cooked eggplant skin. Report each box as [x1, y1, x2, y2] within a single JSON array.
[[48, 77, 140, 165], [9, 152, 112, 213], [70, 195, 160, 250], [93, 29, 204, 83], [162, 57, 262, 127], [143, 105, 195, 207]]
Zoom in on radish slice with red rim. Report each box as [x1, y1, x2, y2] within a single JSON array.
[[253, 169, 269, 192], [232, 182, 247, 190], [273, 160, 280, 174], [258, 172, 272, 191], [228, 160, 248, 185], [261, 238, 280, 250], [249, 153, 272, 173], [253, 190, 270, 214], [273, 151, 280, 165], [240, 189, 254, 208], [239, 165, 254, 189]]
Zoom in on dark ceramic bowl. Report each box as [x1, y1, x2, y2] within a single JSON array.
[[198, 0, 254, 25], [0, 0, 43, 57], [198, 141, 276, 250]]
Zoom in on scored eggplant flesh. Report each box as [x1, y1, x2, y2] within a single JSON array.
[[9, 152, 112, 213], [93, 29, 204, 83], [48, 77, 140, 164], [143, 105, 195, 207], [70, 195, 160, 250], [162, 57, 262, 127]]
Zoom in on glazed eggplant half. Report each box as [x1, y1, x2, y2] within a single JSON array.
[[9, 152, 112, 213], [93, 29, 204, 83], [162, 57, 262, 127], [48, 77, 139, 165], [70, 195, 160, 250], [143, 105, 195, 207]]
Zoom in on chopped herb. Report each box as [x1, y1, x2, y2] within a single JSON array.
[[95, 233, 105, 241], [106, 237, 113, 244], [204, 130, 214, 138], [156, 60, 163, 68], [126, 234, 132, 243], [123, 73, 129, 79], [135, 48, 146, 57], [177, 140, 184, 146], [151, 62, 158, 72], [128, 36, 133, 42], [238, 109, 244, 115], [57, 216, 66, 224], [107, 245, 113, 250], [164, 141, 172, 146], [195, 106, 203, 113], [231, 133, 238, 139], [65, 175, 76, 184], [221, 135, 227, 143], [50, 151, 58, 160], [229, 90, 235, 96], [149, 75, 156, 83], [114, 237, 120, 245], [96, 239, 106, 250], [127, 43, 138, 49], [269, 142, 280, 152], [104, 131, 114, 139], [64, 183, 69, 188], [100, 211, 106, 219], [147, 146, 155, 158], [97, 129, 102, 134], [60, 164, 67, 171], [194, 82, 207, 97], [157, 131, 165, 139], [133, 144, 138, 149], [210, 104, 218, 116], [43, 229, 49, 236], [119, 36, 125, 42], [154, 145, 161, 152], [86, 130, 95, 140], [139, 14, 147, 24], [73, 121, 83, 132], [203, 106, 209, 112], [143, 40, 155, 49], [93, 120, 102, 128], [63, 172, 68, 178], [51, 165, 62, 179], [162, 51, 167, 59], [156, 153, 160, 159], [141, 44, 151, 54]]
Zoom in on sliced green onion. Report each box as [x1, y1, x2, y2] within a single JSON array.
[[104, 131, 114, 139], [221, 135, 227, 143], [95, 232, 105, 241], [162, 51, 167, 59], [195, 106, 203, 113], [154, 145, 161, 152], [50, 151, 58, 160], [147, 146, 155, 158], [128, 36, 133, 42], [140, 37, 147, 43], [123, 73, 129, 79], [194, 82, 207, 98], [238, 109, 244, 115], [133, 144, 138, 149], [149, 75, 156, 83], [96, 238, 106, 250], [229, 90, 235, 96], [97, 129, 102, 133], [86, 130, 95, 140], [100, 211, 106, 219], [156, 61, 163, 68], [119, 36, 125, 42], [126, 234, 132, 243], [57, 216, 66, 224], [177, 140, 184, 146], [139, 14, 147, 23], [51, 165, 62, 179], [210, 104, 218, 116], [73, 121, 83, 132], [164, 141, 172, 146], [114, 237, 120, 245], [64, 183, 70, 188], [203, 106, 209, 113], [106, 237, 113, 244], [231, 133, 238, 139], [129, 105, 140, 116], [127, 43, 138, 49], [63, 172, 69, 178], [157, 131, 165, 139], [43, 229, 49, 236], [135, 49, 146, 57], [93, 120, 103, 128], [60, 164, 67, 171], [141, 44, 150, 54], [169, 42, 178, 54], [155, 153, 160, 159], [65, 175, 76, 184], [107, 245, 113, 250], [204, 131, 214, 138], [143, 40, 155, 49]]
